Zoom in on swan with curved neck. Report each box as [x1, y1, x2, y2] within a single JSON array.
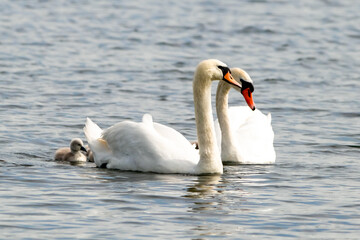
[[215, 68, 276, 164], [84, 59, 243, 174]]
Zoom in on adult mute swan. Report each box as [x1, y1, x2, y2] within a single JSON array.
[[84, 59, 243, 174], [54, 138, 87, 162], [214, 68, 276, 164]]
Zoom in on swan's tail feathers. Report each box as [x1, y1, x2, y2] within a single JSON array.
[[84, 117, 102, 142], [83, 118, 110, 167], [267, 113, 272, 124], [142, 113, 153, 126]]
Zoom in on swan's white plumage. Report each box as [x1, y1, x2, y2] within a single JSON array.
[[84, 114, 199, 173], [215, 105, 276, 164], [84, 118, 109, 167]]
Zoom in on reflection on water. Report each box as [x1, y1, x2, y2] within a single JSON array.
[[185, 175, 221, 198], [184, 174, 250, 238], [185, 175, 223, 215]]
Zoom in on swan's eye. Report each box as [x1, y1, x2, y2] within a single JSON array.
[[217, 65, 230, 76]]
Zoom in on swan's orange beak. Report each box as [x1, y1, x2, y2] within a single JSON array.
[[241, 88, 256, 111], [223, 72, 242, 89]]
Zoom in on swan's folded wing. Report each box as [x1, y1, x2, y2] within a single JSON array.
[[232, 108, 276, 164], [215, 106, 276, 164], [100, 116, 199, 173]]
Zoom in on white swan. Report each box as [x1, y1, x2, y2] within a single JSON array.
[[214, 68, 276, 164], [54, 138, 87, 162], [83, 59, 243, 174]]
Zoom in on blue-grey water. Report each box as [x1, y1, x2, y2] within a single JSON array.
[[1, 0, 359, 239]]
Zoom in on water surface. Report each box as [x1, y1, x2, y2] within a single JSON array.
[[1, 0, 359, 239]]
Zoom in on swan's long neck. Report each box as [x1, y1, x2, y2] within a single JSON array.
[[193, 70, 223, 174], [216, 81, 238, 161]]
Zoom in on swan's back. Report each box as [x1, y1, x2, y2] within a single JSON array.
[[215, 106, 275, 164]]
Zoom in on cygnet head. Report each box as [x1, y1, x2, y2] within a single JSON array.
[[194, 59, 242, 89], [70, 138, 87, 153], [230, 68, 256, 111]]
